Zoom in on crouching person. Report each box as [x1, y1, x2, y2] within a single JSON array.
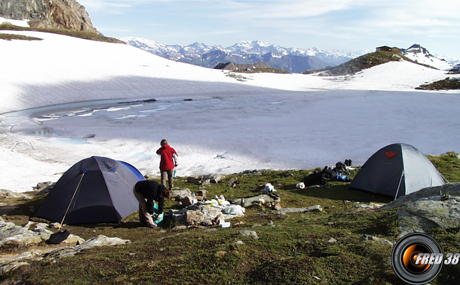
[[133, 180, 169, 228]]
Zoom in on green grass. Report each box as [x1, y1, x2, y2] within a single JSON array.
[[1, 154, 459, 284], [0, 22, 125, 44], [0, 33, 42, 41]]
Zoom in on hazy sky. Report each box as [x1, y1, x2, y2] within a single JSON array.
[[78, 0, 460, 59]]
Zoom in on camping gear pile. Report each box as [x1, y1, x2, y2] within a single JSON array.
[[303, 159, 353, 187], [300, 143, 445, 199], [169, 192, 247, 227]]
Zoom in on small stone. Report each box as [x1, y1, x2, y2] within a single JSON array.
[[239, 230, 259, 239], [215, 251, 227, 258], [327, 238, 337, 244]]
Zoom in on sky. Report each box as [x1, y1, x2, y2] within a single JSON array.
[[77, 0, 460, 60]]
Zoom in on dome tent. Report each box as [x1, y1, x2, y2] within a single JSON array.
[[36, 156, 144, 224], [349, 143, 445, 199]]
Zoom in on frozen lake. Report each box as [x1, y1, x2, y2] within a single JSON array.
[[2, 89, 459, 192]]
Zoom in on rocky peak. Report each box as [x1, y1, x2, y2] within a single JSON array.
[[0, 0, 98, 33]]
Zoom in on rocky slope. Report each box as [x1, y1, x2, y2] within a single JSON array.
[[416, 77, 460, 90], [400, 44, 452, 70], [0, 0, 98, 33]]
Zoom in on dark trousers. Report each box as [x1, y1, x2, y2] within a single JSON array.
[[161, 169, 174, 189]]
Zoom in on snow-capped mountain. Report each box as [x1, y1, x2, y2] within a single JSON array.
[[401, 44, 453, 70], [124, 38, 362, 73]]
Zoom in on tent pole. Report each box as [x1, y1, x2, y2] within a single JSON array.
[[394, 170, 404, 201], [59, 172, 85, 229]]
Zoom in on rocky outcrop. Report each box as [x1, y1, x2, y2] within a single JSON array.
[[0, 235, 130, 275], [416, 77, 460, 90], [214, 62, 271, 71], [383, 183, 460, 237], [0, 0, 98, 33], [0, 218, 85, 247]]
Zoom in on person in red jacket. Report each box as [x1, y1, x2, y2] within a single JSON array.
[[156, 139, 178, 190]]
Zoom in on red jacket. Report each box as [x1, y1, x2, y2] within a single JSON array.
[[156, 144, 178, 171]]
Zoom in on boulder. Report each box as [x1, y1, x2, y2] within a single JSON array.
[[186, 174, 222, 185], [0, 220, 85, 247], [0, 0, 99, 33], [180, 196, 193, 207], [186, 211, 204, 224], [203, 174, 223, 183], [227, 177, 239, 187], [382, 183, 460, 237], [0, 234, 126, 275], [187, 176, 203, 185], [238, 230, 259, 239], [34, 181, 54, 195], [170, 188, 192, 201]]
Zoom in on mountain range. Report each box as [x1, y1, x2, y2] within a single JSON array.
[[125, 39, 454, 73], [124, 38, 363, 73]]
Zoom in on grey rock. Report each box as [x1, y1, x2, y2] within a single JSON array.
[[382, 183, 460, 210], [0, 220, 84, 248], [0, 0, 98, 33], [381, 183, 460, 237], [35, 181, 54, 195], [353, 202, 385, 209], [277, 205, 322, 214], [241, 170, 262, 175], [227, 177, 239, 187], [234, 194, 280, 207], [0, 230, 129, 275], [361, 234, 394, 246], [51, 235, 130, 258], [327, 238, 337, 244], [238, 230, 259, 240], [203, 174, 223, 183], [170, 188, 192, 201], [0, 262, 29, 275]]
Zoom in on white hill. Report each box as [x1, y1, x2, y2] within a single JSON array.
[[401, 44, 453, 71], [1, 28, 460, 192]]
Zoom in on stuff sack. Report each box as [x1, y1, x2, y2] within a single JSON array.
[[152, 202, 164, 225], [46, 230, 70, 244]]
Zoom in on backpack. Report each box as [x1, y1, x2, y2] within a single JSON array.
[[304, 166, 336, 186]]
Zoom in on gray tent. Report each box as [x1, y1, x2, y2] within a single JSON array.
[[36, 156, 144, 224], [349, 143, 445, 198]]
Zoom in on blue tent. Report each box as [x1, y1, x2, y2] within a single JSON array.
[[36, 156, 144, 224]]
